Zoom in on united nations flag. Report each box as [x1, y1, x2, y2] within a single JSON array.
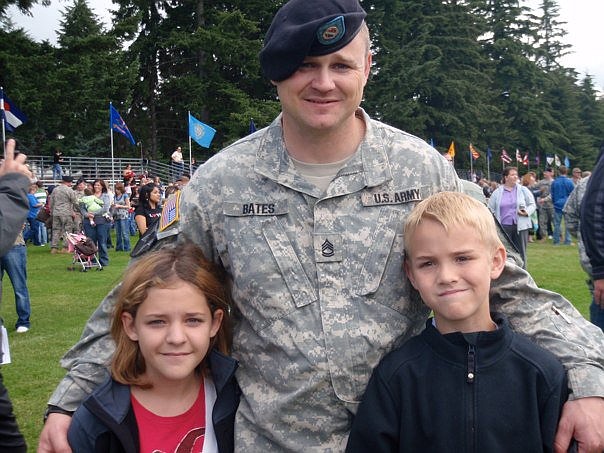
[[188, 113, 216, 148]]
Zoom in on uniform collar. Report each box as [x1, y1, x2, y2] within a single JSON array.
[[253, 108, 392, 192]]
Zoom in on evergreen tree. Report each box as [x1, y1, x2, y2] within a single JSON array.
[[477, 0, 564, 159], [52, 0, 136, 157], [533, 0, 570, 71]]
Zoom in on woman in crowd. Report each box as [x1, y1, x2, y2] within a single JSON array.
[[122, 164, 135, 182], [488, 167, 536, 268], [521, 172, 540, 242], [134, 182, 161, 237], [82, 179, 111, 266]]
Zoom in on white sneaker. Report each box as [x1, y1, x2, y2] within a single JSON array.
[[16, 326, 29, 333]]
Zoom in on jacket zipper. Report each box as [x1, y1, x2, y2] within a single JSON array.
[[467, 344, 476, 452]]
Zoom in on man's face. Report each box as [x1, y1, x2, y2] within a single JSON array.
[[273, 30, 371, 135]]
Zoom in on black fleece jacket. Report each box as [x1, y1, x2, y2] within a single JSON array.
[[346, 315, 568, 453]]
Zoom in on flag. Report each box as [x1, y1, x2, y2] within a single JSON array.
[[487, 147, 492, 161], [249, 118, 257, 134], [535, 153, 540, 167], [0, 90, 28, 132], [516, 148, 522, 163], [189, 113, 216, 148], [109, 104, 136, 145], [523, 153, 529, 166], [564, 156, 570, 167], [546, 155, 554, 166], [501, 149, 512, 164], [469, 143, 480, 160], [447, 141, 455, 158], [429, 138, 435, 148], [554, 154, 561, 167]]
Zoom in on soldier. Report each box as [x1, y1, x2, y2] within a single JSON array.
[[39, 1, 604, 452]]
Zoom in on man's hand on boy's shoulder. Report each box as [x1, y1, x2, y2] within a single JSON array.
[[554, 397, 604, 453]]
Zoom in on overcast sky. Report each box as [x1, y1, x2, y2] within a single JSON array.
[[7, 0, 604, 92]]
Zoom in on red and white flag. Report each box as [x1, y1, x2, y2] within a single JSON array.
[[501, 149, 512, 164]]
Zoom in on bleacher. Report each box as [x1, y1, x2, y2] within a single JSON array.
[[25, 155, 197, 186]]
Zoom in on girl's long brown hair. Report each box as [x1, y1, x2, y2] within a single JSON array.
[[111, 243, 231, 388]]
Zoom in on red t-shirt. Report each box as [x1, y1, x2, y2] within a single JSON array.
[[132, 381, 206, 453]]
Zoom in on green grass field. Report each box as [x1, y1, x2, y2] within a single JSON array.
[[0, 236, 593, 449]]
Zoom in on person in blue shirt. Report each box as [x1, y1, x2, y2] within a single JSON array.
[[550, 166, 575, 245]]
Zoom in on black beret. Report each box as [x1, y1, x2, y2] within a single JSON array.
[[62, 175, 74, 183], [260, 0, 367, 81]]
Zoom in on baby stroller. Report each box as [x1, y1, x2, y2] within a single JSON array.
[[66, 232, 103, 272]]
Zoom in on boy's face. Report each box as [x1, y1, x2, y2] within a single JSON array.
[[404, 218, 506, 334]]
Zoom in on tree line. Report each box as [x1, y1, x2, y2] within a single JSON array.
[[1, 0, 603, 173]]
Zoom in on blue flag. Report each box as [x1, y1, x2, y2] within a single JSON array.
[[486, 146, 492, 161], [189, 113, 216, 148], [109, 104, 136, 145], [1, 90, 28, 132], [564, 156, 570, 167], [249, 118, 257, 134]]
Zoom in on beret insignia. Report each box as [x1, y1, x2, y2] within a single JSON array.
[[317, 16, 346, 45]]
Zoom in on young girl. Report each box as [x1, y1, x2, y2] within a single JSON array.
[[67, 244, 240, 453]]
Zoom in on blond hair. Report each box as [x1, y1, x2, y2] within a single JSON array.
[[404, 192, 502, 254], [111, 243, 231, 388]]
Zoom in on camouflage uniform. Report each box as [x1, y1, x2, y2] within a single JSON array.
[[536, 177, 554, 237], [49, 184, 78, 249], [564, 177, 590, 275], [50, 112, 604, 451]]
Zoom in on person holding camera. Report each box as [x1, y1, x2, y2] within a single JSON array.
[[488, 166, 536, 268]]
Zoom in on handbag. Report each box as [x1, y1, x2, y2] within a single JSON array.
[[36, 206, 50, 223]]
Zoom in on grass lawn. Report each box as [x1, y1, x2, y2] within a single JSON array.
[[0, 235, 594, 449]]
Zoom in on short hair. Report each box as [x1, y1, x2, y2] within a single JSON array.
[[111, 243, 232, 388], [403, 192, 503, 256], [501, 166, 517, 184], [521, 172, 535, 186], [83, 188, 93, 196]]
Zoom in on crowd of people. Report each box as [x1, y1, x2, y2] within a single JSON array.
[[2, 0, 604, 451], [474, 166, 590, 249], [20, 167, 189, 267]]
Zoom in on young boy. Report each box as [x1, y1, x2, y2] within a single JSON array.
[[346, 192, 568, 453], [79, 188, 104, 226]]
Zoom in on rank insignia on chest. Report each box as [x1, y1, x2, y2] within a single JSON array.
[[159, 191, 181, 232], [314, 233, 342, 262]]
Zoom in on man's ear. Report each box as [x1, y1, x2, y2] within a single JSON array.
[[363, 52, 372, 82]]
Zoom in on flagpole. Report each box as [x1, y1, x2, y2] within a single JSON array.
[[1, 87, 6, 156], [110, 102, 115, 186], [188, 111, 193, 177]]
